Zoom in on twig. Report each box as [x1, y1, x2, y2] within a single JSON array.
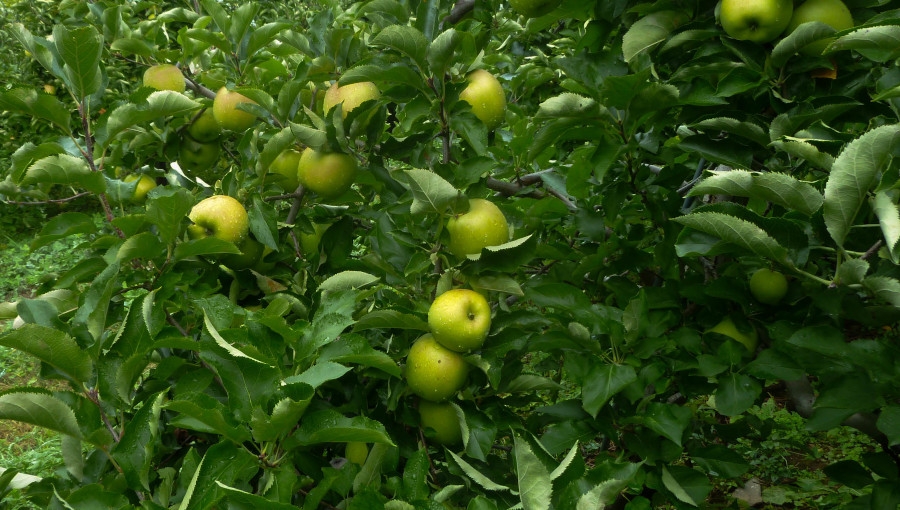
[[441, 0, 476, 27], [860, 240, 883, 261], [2, 192, 91, 205]]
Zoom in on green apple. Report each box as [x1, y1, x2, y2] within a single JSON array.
[[428, 288, 492, 352], [345, 442, 369, 466], [221, 237, 265, 270], [124, 174, 157, 203], [749, 268, 788, 305], [187, 195, 250, 245], [509, 0, 562, 18], [296, 148, 358, 200], [405, 334, 469, 402], [708, 316, 758, 352], [720, 0, 793, 43], [269, 149, 302, 191], [785, 0, 854, 56], [446, 198, 510, 256], [187, 108, 222, 143], [143, 64, 185, 92], [178, 137, 221, 177], [323, 81, 380, 118], [299, 222, 332, 254], [419, 400, 463, 446], [212, 87, 258, 132], [459, 69, 506, 130]]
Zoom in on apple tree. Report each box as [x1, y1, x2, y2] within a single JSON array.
[[1, 0, 900, 508]]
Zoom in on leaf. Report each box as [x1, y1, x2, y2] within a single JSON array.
[[0, 324, 92, 384], [283, 361, 351, 389], [73, 262, 120, 346], [0, 88, 72, 134], [111, 392, 164, 490], [447, 450, 510, 491], [204, 313, 271, 366], [830, 25, 900, 62], [770, 139, 835, 171], [21, 154, 105, 193], [250, 383, 314, 442], [673, 211, 791, 265], [0, 390, 82, 439], [690, 117, 769, 147], [661, 465, 710, 507], [99, 91, 200, 148], [427, 28, 462, 77], [575, 464, 640, 510], [643, 402, 692, 447], [549, 443, 580, 481], [317, 271, 380, 293], [622, 11, 688, 63], [690, 445, 749, 478], [174, 237, 242, 261], [745, 349, 804, 380], [146, 186, 194, 246], [714, 373, 762, 416], [165, 394, 251, 444], [53, 24, 103, 98], [862, 276, 900, 307], [770, 21, 838, 67], [872, 191, 900, 263], [293, 409, 394, 445], [399, 168, 460, 215], [689, 170, 824, 216], [117, 232, 166, 262], [178, 441, 259, 510], [318, 334, 402, 377], [678, 136, 754, 170], [514, 436, 552, 510], [824, 124, 900, 248], [30, 211, 98, 251], [372, 25, 428, 71], [876, 405, 900, 447], [581, 364, 637, 417], [352, 310, 430, 332], [217, 482, 298, 510]]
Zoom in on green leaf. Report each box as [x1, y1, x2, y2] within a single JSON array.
[[622, 11, 688, 63], [447, 450, 510, 492], [770, 21, 837, 67], [469, 275, 524, 296], [872, 191, 900, 263], [690, 445, 749, 478], [250, 383, 314, 442], [99, 91, 200, 148], [217, 483, 298, 510], [204, 313, 271, 366], [690, 117, 769, 147], [30, 211, 98, 251], [687, 169, 827, 216], [876, 405, 900, 447], [862, 276, 900, 307], [372, 25, 428, 71], [0, 390, 82, 439], [402, 449, 430, 501], [714, 373, 762, 416], [770, 139, 834, 171], [745, 349, 804, 380], [318, 334, 402, 377], [830, 25, 900, 62], [21, 154, 105, 193], [117, 232, 165, 262], [165, 394, 252, 444], [174, 238, 241, 261], [823, 460, 873, 490], [352, 310, 430, 332], [111, 392, 164, 490], [53, 24, 103, 99], [643, 402, 692, 447], [575, 463, 641, 510], [293, 409, 394, 445], [838, 258, 869, 285], [146, 186, 194, 246], [317, 271, 380, 293], [824, 124, 900, 248], [0, 88, 72, 134], [678, 136, 754, 169], [179, 441, 259, 510], [283, 361, 351, 389], [427, 28, 462, 77], [581, 364, 637, 417], [661, 465, 710, 507], [73, 262, 120, 346], [0, 324, 92, 384], [514, 436, 552, 510], [673, 211, 791, 265], [10, 142, 66, 183], [398, 168, 460, 215], [340, 63, 430, 95]]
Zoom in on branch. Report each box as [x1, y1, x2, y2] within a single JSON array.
[[2, 192, 91, 205], [441, 0, 476, 27], [485, 176, 577, 211]]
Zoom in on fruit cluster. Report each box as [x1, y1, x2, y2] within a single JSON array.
[[720, 0, 854, 55]]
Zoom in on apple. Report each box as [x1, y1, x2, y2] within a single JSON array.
[[708, 316, 758, 352], [719, 0, 793, 43], [143, 64, 185, 92], [299, 222, 332, 255], [178, 137, 221, 176], [187, 195, 250, 245], [418, 400, 463, 446], [296, 148, 358, 200], [509, 0, 562, 18], [322, 81, 380, 118], [749, 268, 788, 305], [187, 108, 222, 143], [459, 69, 506, 130], [405, 334, 469, 402], [446, 198, 510, 256], [345, 442, 369, 466], [212, 87, 258, 132], [269, 149, 302, 191], [221, 237, 265, 270], [123, 174, 157, 203], [785, 0, 854, 56], [428, 288, 492, 352]]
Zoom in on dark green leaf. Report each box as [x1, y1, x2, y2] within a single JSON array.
[[0, 324, 92, 384], [21, 155, 105, 193], [0, 390, 82, 439], [715, 374, 762, 417], [294, 409, 394, 445], [514, 436, 552, 510], [582, 364, 637, 417]]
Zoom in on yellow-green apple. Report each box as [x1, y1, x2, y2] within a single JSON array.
[[428, 288, 492, 352], [323, 81, 380, 118], [212, 87, 258, 132], [345, 442, 369, 466], [419, 400, 463, 446], [187, 108, 222, 143], [405, 334, 469, 402], [187, 195, 250, 245], [269, 149, 302, 191], [124, 174, 157, 203], [785, 0, 853, 56], [459, 69, 506, 130], [720, 0, 793, 43], [296, 148, 358, 199], [143, 64, 185, 92], [749, 268, 788, 305], [509, 0, 562, 18], [446, 198, 510, 256]]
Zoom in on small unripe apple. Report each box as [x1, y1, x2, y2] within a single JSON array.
[[124, 174, 157, 203], [719, 0, 793, 43], [212, 87, 258, 132], [459, 69, 506, 130], [187, 195, 250, 245], [323, 81, 380, 118], [446, 198, 510, 256], [419, 400, 463, 446], [428, 288, 492, 352], [187, 108, 222, 143], [269, 149, 302, 191], [296, 148, 358, 200], [143, 64, 185, 92]]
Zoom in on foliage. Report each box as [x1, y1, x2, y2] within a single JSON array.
[[1, 0, 900, 508]]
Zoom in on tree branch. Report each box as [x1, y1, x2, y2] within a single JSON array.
[[441, 0, 476, 27]]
